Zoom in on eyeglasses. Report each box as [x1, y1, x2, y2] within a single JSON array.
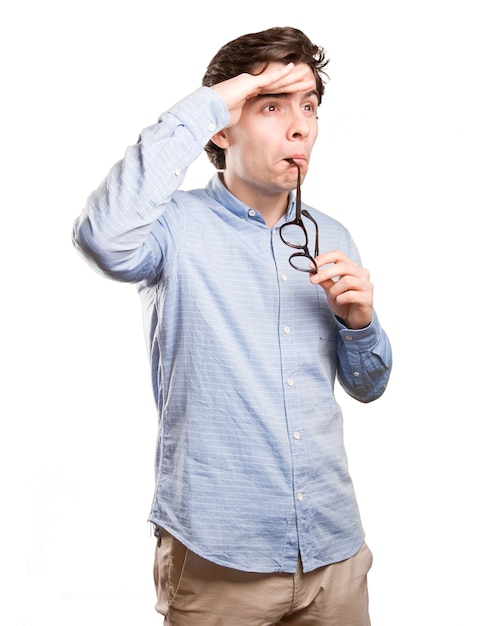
[[279, 159, 319, 273]]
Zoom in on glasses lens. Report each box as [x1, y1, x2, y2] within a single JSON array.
[[289, 252, 317, 273], [280, 223, 308, 249]]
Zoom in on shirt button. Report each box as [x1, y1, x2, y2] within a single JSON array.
[[248, 209, 256, 217], [294, 431, 301, 440], [354, 371, 360, 377], [174, 168, 181, 176], [297, 493, 304, 501], [208, 122, 215, 132], [345, 335, 353, 341], [281, 274, 288, 282], [284, 326, 291, 334], [287, 378, 295, 386]]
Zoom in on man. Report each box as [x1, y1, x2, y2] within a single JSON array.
[[73, 26, 392, 626]]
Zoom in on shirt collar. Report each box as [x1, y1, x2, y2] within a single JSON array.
[[206, 173, 296, 226]]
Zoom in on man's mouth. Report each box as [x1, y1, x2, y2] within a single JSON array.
[[285, 157, 305, 167]]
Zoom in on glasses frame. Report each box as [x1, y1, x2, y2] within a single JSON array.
[[279, 160, 319, 274]]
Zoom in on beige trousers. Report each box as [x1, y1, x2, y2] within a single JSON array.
[[153, 529, 372, 626]]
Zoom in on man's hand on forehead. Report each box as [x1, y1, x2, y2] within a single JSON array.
[[211, 62, 317, 128], [257, 62, 317, 96]]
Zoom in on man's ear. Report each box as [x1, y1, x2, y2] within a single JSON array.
[[211, 129, 229, 149]]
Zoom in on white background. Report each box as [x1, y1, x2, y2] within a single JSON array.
[[1, 1, 481, 624]]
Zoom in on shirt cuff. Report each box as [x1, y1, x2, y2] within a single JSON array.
[[336, 311, 381, 351], [168, 86, 231, 146]]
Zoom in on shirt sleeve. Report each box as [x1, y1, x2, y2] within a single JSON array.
[[335, 311, 392, 402], [72, 87, 230, 282]]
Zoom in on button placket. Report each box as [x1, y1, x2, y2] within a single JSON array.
[[275, 244, 309, 546]]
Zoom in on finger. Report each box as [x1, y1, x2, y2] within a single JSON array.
[[314, 250, 350, 267], [258, 63, 315, 94], [330, 275, 370, 298], [255, 62, 295, 86], [311, 263, 351, 285], [260, 74, 316, 95], [312, 252, 367, 283]]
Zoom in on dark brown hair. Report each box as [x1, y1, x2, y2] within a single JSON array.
[[202, 26, 329, 169]]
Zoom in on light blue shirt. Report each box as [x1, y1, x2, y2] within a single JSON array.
[[73, 86, 392, 574]]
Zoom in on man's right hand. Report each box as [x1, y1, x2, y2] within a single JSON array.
[[210, 62, 317, 127]]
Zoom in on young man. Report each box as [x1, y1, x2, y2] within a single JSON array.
[[73, 26, 392, 626]]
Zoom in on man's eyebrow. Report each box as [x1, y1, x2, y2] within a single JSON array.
[[303, 89, 320, 100]]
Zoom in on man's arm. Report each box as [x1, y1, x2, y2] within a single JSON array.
[[72, 63, 314, 282], [311, 249, 392, 402], [72, 87, 230, 282]]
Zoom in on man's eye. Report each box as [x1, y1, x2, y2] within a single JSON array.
[[264, 103, 278, 112]]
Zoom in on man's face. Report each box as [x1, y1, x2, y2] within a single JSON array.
[[222, 62, 319, 199]]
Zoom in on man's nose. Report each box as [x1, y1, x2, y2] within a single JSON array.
[[287, 109, 310, 139]]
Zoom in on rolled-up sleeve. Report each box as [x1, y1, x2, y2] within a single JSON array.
[[72, 87, 230, 282]]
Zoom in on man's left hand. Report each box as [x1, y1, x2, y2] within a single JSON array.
[[310, 250, 374, 330]]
